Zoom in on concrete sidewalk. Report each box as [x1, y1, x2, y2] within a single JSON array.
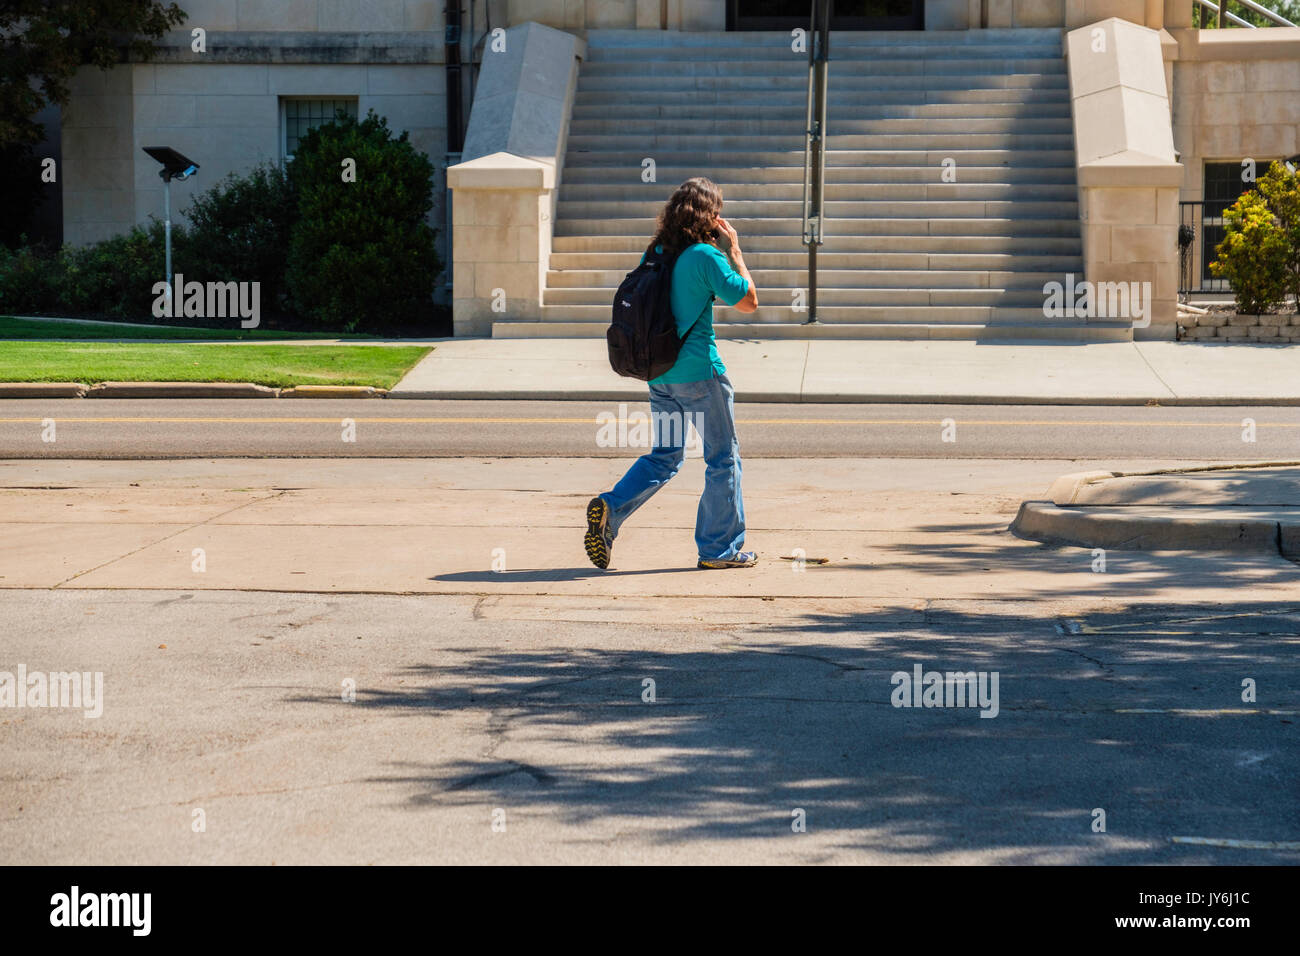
[[390, 338, 1300, 404], [1014, 462, 1300, 555], [3, 456, 1298, 604]]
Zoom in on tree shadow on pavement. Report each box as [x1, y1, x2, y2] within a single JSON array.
[[836, 521, 1300, 598], [294, 600, 1300, 864]]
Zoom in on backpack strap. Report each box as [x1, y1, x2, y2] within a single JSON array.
[[648, 240, 703, 343]]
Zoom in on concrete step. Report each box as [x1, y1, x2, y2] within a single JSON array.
[[582, 28, 1064, 48], [557, 183, 1078, 202], [501, 319, 1130, 342], [555, 220, 1081, 239], [564, 149, 1077, 167], [548, 251, 1083, 272], [534, 27, 1084, 342], [567, 133, 1075, 151], [556, 200, 1079, 222], [574, 89, 1070, 106], [562, 165, 1076, 185], [552, 232, 1082, 251], [583, 44, 1063, 62], [533, 297, 1060, 319], [571, 102, 1070, 121], [568, 117, 1073, 135], [550, 233, 1084, 253], [543, 285, 1052, 307], [579, 58, 1065, 77], [547, 268, 1073, 290], [576, 73, 1069, 92]]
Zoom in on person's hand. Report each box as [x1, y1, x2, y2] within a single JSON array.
[[715, 216, 740, 254]]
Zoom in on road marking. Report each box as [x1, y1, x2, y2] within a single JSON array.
[[3, 417, 1300, 427], [1171, 836, 1300, 850], [1115, 708, 1297, 716]]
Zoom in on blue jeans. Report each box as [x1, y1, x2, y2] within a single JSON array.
[[600, 373, 746, 561]]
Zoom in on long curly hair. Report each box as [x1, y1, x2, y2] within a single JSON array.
[[652, 177, 723, 253]]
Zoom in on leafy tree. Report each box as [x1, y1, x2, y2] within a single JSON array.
[[1194, 0, 1300, 27], [1252, 161, 1300, 303], [1211, 187, 1290, 314], [0, 0, 186, 148], [285, 110, 439, 333], [183, 161, 296, 314]]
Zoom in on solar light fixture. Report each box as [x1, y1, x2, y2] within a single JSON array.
[[143, 146, 199, 182], [142, 147, 200, 314]]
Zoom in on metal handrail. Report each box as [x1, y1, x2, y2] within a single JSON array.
[[801, 0, 830, 324], [1197, 0, 1298, 27]]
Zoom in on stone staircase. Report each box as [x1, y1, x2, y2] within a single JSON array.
[[498, 28, 1127, 341]]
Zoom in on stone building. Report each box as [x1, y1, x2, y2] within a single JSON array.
[[52, 0, 1300, 338]]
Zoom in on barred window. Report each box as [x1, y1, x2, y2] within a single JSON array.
[[282, 98, 358, 161]]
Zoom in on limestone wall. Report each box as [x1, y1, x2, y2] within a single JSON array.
[[61, 30, 450, 276], [162, 0, 445, 31], [1170, 27, 1300, 204]]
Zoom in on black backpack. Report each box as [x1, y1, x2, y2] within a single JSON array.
[[606, 242, 700, 381]]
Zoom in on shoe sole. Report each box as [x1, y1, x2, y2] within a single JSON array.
[[584, 497, 611, 570], [697, 557, 758, 570]]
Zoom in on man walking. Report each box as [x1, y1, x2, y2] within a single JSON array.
[[584, 177, 759, 571]]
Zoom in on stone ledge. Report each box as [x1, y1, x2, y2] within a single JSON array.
[[141, 31, 449, 64], [447, 152, 555, 190], [1168, 25, 1300, 62]]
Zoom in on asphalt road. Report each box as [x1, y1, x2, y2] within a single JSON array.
[[3, 589, 1296, 865], [3, 399, 1300, 459]]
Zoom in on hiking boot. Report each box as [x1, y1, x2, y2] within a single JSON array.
[[584, 496, 614, 570], [697, 551, 758, 570]]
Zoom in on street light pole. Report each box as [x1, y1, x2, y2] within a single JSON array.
[[141, 147, 200, 319], [163, 173, 173, 316]]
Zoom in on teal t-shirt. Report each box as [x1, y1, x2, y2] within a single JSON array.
[[645, 242, 750, 385]]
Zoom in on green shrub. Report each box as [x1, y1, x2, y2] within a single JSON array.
[[1252, 161, 1300, 304], [183, 161, 295, 313], [1211, 187, 1290, 314], [285, 109, 439, 334], [0, 242, 62, 313], [58, 220, 175, 318]]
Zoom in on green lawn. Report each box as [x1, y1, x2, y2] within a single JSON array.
[[0, 315, 377, 341], [0, 342, 432, 388]]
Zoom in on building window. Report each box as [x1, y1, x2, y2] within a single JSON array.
[[1200, 161, 1267, 284], [1203, 161, 1255, 218], [281, 98, 358, 161]]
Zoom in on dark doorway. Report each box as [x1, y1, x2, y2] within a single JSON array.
[[728, 0, 924, 30]]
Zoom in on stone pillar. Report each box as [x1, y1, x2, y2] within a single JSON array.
[[1067, 17, 1184, 340], [447, 22, 583, 336], [448, 155, 552, 334]]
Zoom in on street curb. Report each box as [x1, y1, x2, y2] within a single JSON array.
[[85, 381, 279, 399], [1010, 500, 1285, 554], [280, 385, 388, 399], [386, 390, 1300, 405], [1014, 463, 1300, 554], [0, 382, 88, 398], [1044, 470, 1121, 505]]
